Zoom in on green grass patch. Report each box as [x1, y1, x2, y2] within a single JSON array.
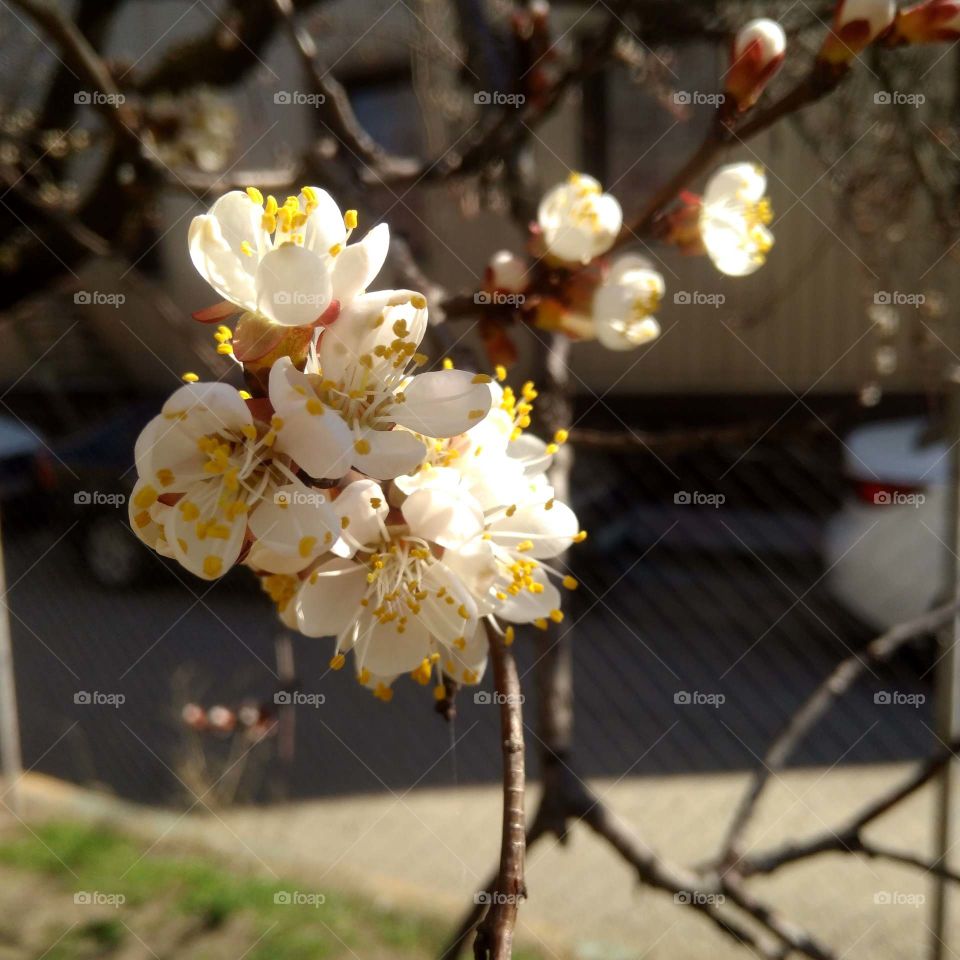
[[0, 821, 547, 959]]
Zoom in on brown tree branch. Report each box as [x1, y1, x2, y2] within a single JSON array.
[[721, 598, 960, 866], [472, 625, 527, 960]]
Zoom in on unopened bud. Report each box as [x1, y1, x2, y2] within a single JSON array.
[[888, 0, 960, 45], [725, 19, 786, 112], [819, 0, 896, 63]]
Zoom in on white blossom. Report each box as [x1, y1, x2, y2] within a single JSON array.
[[592, 256, 663, 351], [538, 173, 622, 264], [699, 163, 774, 277], [188, 187, 388, 327]]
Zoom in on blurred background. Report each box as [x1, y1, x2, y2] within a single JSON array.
[[0, 1, 959, 959]]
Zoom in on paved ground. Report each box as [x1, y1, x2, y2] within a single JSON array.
[[10, 766, 958, 960]]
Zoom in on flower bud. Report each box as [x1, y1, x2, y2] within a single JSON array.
[[889, 0, 960, 44], [485, 250, 529, 293], [819, 0, 896, 63], [724, 19, 787, 112]]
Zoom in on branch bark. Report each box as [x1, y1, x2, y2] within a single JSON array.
[[472, 626, 527, 960]]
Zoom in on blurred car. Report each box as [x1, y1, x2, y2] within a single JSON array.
[[0, 414, 47, 499], [52, 403, 157, 588], [824, 417, 949, 632]]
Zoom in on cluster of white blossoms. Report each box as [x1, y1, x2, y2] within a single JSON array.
[[130, 187, 583, 700]]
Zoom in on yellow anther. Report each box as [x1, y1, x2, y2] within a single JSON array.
[[533, 618, 548, 630], [344, 209, 358, 229], [433, 684, 446, 701], [245, 186, 263, 205], [182, 372, 199, 383], [374, 683, 393, 702], [495, 365, 507, 382], [328, 243, 342, 256], [298, 536, 317, 558], [563, 575, 579, 590], [354, 438, 371, 455], [545, 443, 559, 455], [471, 373, 492, 384], [329, 653, 346, 671], [239, 390, 252, 400], [370, 497, 382, 508], [306, 398, 324, 416], [442, 357, 454, 370], [468, 409, 485, 420], [156, 468, 175, 487], [217, 343, 234, 356], [203, 555, 223, 577], [134, 485, 158, 509], [241, 424, 257, 440], [239, 240, 254, 257], [134, 510, 151, 529], [573, 530, 588, 543], [549, 609, 564, 623], [504, 626, 515, 646], [505, 504, 517, 517], [410, 294, 427, 310], [516, 540, 534, 553]]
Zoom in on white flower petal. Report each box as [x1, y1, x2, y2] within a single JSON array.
[[296, 557, 368, 638], [256, 244, 333, 327], [497, 565, 561, 623], [401, 487, 485, 548], [165, 492, 247, 580], [355, 617, 433, 676], [352, 427, 427, 480], [248, 482, 338, 570], [301, 187, 347, 254], [492, 499, 579, 559], [391, 370, 493, 438], [332, 478, 388, 551], [331, 223, 389, 304]]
